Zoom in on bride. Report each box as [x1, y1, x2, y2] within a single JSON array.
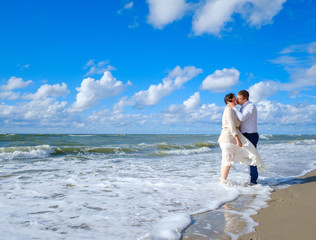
[[218, 93, 264, 184]]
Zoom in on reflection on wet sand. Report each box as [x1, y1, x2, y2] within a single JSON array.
[[181, 195, 255, 240]]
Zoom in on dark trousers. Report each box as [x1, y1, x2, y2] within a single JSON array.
[[243, 132, 259, 184]]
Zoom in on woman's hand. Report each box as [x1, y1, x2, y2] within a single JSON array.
[[235, 135, 242, 147]]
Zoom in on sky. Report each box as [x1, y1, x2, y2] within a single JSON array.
[[0, 0, 316, 134]]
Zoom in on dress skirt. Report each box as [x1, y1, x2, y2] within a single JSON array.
[[219, 134, 265, 171]]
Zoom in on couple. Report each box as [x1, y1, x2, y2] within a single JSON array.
[[218, 90, 264, 185]]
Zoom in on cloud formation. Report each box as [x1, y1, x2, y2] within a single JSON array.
[[201, 67, 240, 92], [0, 91, 19, 100], [24, 83, 69, 100], [1, 50, 316, 133], [114, 66, 202, 112], [0, 98, 70, 129], [257, 100, 316, 125], [84, 60, 116, 76], [267, 41, 316, 97], [248, 81, 279, 103], [1, 76, 32, 91], [192, 0, 244, 35], [69, 71, 131, 112], [163, 91, 223, 125], [147, 0, 188, 29], [146, 0, 287, 35], [118, 1, 134, 14]]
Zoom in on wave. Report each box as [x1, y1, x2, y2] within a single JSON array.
[[293, 139, 316, 145], [154, 147, 214, 156], [0, 141, 219, 160], [0, 145, 55, 161], [259, 134, 273, 140], [156, 142, 217, 150], [53, 147, 137, 155], [154, 142, 217, 156], [0, 145, 138, 161]]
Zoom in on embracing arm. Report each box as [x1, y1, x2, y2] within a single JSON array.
[[233, 103, 254, 122], [227, 108, 242, 147]]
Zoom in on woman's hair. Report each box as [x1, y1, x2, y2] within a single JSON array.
[[224, 93, 235, 105]]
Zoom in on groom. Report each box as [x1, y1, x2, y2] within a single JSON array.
[[230, 90, 259, 184]]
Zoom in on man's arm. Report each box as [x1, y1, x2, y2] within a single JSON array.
[[233, 103, 254, 122]]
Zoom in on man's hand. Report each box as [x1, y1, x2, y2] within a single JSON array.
[[227, 102, 236, 108]]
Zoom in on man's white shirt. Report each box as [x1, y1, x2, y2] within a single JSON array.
[[233, 101, 258, 134]]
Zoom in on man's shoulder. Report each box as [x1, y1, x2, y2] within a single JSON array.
[[245, 101, 256, 107]]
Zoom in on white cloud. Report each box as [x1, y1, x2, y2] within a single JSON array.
[[239, 0, 287, 27], [124, 1, 134, 9], [0, 104, 16, 118], [114, 66, 202, 111], [257, 100, 316, 125], [23, 99, 68, 120], [192, 0, 244, 35], [201, 67, 240, 92], [89, 109, 149, 128], [0, 91, 20, 100], [280, 41, 316, 55], [88, 94, 316, 133], [132, 65, 201, 106], [89, 92, 223, 132], [147, 0, 188, 29], [128, 16, 139, 28], [248, 81, 279, 103], [0, 98, 70, 128], [118, 1, 134, 14], [84, 59, 116, 76], [1, 76, 33, 91], [270, 55, 301, 67], [270, 41, 316, 96], [69, 71, 131, 112], [24, 83, 69, 100], [292, 64, 316, 87], [163, 92, 223, 125], [113, 96, 134, 113], [183, 91, 201, 110], [192, 0, 286, 35], [145, 0, 286, 36]]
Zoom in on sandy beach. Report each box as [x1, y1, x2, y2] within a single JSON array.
[[182, 169, 316, 240], [238, 169, 316, 240]]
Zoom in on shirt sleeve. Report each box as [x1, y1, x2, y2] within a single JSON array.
[[234, 103, 254, 122], [227, 108, 238, 137], [233, 107, 243, 121]]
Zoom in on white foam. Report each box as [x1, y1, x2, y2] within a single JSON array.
[[158, 146, 213, 155], [0, 145, 54, 161], [259, 134, 272, 140], [0, 135, 316, 239], [149, 213, 191, 240]]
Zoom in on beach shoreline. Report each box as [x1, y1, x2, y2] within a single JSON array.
[[238, 169, 316, 240], [182, 169, 316, 240]]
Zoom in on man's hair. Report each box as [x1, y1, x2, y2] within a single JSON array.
[[224, 93, 235, 104], [238, 90, 249, 100]]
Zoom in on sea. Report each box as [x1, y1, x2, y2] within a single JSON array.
[[0, 134, 315, 240]]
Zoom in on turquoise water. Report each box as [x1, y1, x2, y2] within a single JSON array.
[[0, 134, 315, 239]]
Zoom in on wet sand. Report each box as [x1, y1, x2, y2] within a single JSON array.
[[182, 170, 316, 240], [182, 194, 254, 240], [238, 169, 316, 240]]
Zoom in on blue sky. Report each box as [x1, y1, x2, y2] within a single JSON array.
[[0, 0, 316, 134]]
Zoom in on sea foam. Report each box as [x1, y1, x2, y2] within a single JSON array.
[[0, 134, 315, 239]]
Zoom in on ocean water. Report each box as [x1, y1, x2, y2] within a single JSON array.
[[0, 134, 315, 240]]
